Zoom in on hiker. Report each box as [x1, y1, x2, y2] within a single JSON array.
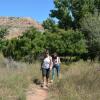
[[41, 50, 52, 88], [51, 52, 61, 82]]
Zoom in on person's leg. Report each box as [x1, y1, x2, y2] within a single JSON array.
[[56, 64, 60, 78], [43, 76, 46, 87], [42, 68, 46, 87], [46, 68, 50, 86], [52, 67, 55, 81]]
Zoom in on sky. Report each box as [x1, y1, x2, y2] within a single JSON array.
[[0, 0, 54, 23]]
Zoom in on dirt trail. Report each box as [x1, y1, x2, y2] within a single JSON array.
[[26, 84, 48, 100]]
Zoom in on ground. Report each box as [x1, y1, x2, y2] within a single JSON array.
[[26, 84, 48, 100]]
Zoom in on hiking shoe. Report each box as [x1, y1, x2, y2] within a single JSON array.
[[50, 80, 53, 83], [43, 85, 48, 89], [46, 84, 49, 87], [41, 83, 44, 87]]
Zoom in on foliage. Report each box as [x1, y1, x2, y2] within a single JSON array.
[[1, 0, 100, 61], [50, 0, 100, 29], [2, 28, 46, 61], [42, 18, 57, 32], [45, 29, 87, 56], [50, 0, 73, 29], [49, 61, 100, 100], [0, 28, 8, 39], [80, 12, 100, 60], [0, 28, 8, 51], [0, 40, 6, 51], [60, 29, 87, 55], [0, 54, 41, 100], [1, 27, 87, 61]]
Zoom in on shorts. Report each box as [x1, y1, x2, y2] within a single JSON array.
[[42, 68, 50, 78]]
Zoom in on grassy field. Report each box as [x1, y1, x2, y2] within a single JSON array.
[[0, 53, 100, 100], [0, 54, 41, 100], [49, 61, 100, 100]]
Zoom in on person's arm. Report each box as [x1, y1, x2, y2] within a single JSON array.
[[58, 57, 61, 64], [40, 59, 43, 70], [50, 56, 53, 70]]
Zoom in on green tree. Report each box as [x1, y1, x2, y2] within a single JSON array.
[[0, 28, 8, 39], [94, 0, 100, 12], [0, 28, 8, 51], [42, 18, 57, 32], [50, 0, 73, 29], [0, 40, 6, 51], [80, 12, 100, 61], [44, 29, 87, 56], [45, 31, 63, 54], [50, 0, 100, 29], [61, 29, 87, 55], [2, 27, 46, 61]]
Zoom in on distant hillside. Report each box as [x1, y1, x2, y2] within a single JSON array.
[[0, 17, 44, 39]]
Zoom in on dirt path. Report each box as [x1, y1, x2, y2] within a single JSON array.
[[26, 73, 62, 100], [26, 84, 48, 100]]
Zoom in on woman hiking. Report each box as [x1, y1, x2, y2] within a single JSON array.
[[51, 52, 61, 82], [41, 50, 52, 88]]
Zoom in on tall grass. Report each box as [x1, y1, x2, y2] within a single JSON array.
[[49, 61, 100, 100], [1, 53, 100, 100], [0, 54, 41, 100]]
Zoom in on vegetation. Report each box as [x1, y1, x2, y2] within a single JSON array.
[[0, 28, 8, 39], [0, 0, 99, 62], [2, 28, 46, 61], [49, 61, 100, 100], [42, 18, 57, 32], [50, 0, 100, 29], [0, 54, 41, 100], [43, 0, 100, 61], [80, 12, 100, 61], [1, 27, 86, 61], [0, 28, 8, 51], [0, 54, 100, 100], [0, 0, 100, 99]]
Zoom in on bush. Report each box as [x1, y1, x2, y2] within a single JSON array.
[[2, 27, 87, 62]]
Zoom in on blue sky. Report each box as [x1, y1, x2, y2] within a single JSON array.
[[0, 0, 54, 23]]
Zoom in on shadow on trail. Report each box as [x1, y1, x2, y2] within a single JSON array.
[[32, 78, 41, 85]]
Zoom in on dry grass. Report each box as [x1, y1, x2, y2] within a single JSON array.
[[0, 54, 41, 100], [49, 61, 100, 100], [1, 53, 100, 100]]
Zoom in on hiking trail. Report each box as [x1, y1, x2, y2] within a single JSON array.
[[26, 84, 48, 100]]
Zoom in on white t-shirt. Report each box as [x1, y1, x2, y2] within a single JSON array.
[[53, 57, 60, 65], [42, 56, 51, 69]]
